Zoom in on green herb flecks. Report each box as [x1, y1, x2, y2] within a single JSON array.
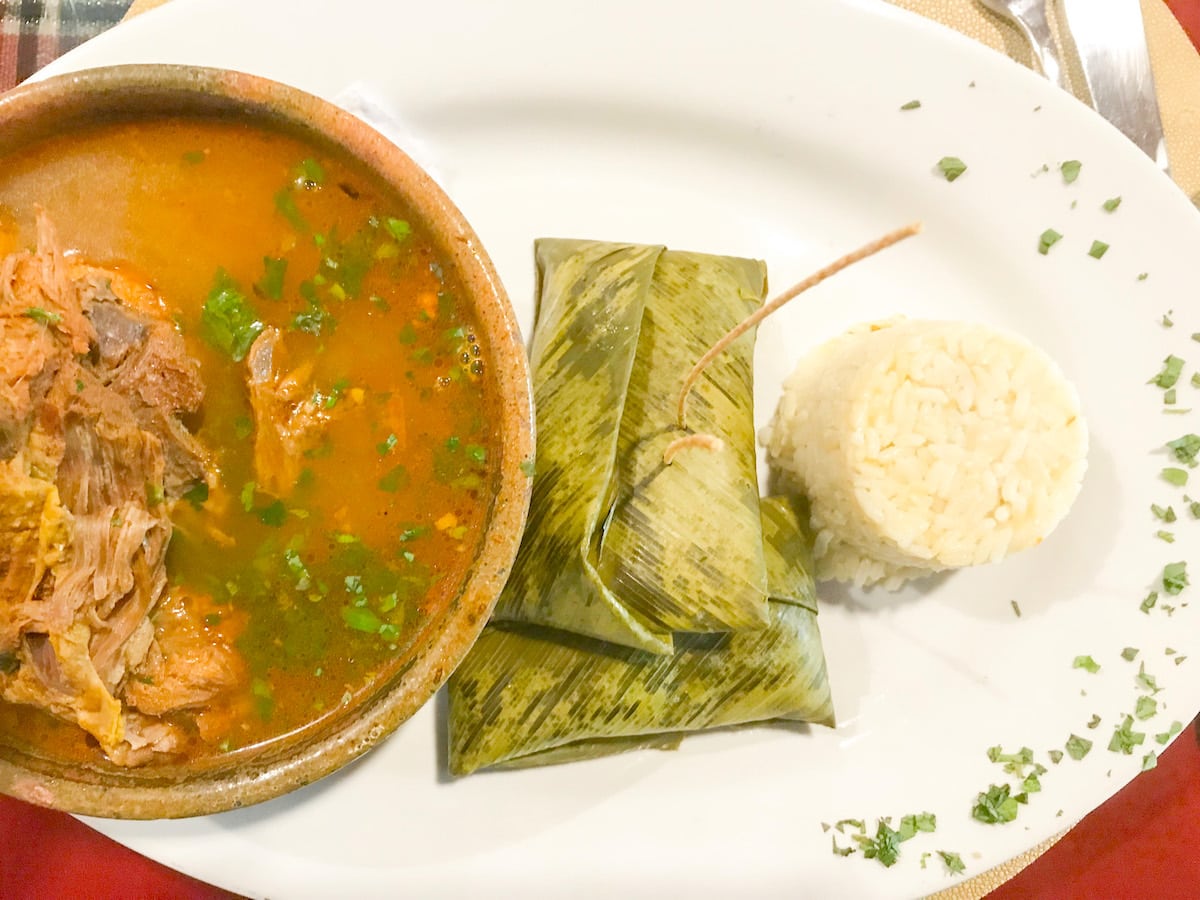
[[1163, 561, 1189, 595], [1073, 655, 1100, 673], [1066, 734, 1093, 760], [201, 269, 263, 362], [256, 257, 287, 300], [182, 480, 209, 510], [1162, 468, 1188, 487], [1108, 715, 1146, 755], [1060, 160, 1082, 183], [24, 307, 61, 326], [972, 783, 1023, 824], [1121, 647, 1140, 662], [294, 157, 326, 188], [1103, 196, 1122, 212], [1088, 240, 1109, 259], [1168, 434, 1200, 467], [937, 156, 967, 182], [274, 187, 308, 232], [900, 99, 921, 110], [1151, 356, 1185, 389], [939, 851, 966, 875], [1038, 228, 1063, 255]]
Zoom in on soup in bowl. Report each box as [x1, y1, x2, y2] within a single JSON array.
[[0, 65, 533, 817]]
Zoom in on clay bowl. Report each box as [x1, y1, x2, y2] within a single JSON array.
[[0, 65, 533, 817]]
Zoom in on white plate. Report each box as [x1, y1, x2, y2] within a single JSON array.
[[37, 0, 1200, 896]]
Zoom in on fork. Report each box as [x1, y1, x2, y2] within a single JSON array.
[[976, 0, 1070, 91]]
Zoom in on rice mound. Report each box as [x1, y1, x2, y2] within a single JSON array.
[[763, 318, 1088, 589]]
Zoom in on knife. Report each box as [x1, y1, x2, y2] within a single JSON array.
[[1059, 0, 1170, 171]]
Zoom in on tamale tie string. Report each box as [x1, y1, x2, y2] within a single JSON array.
[[665, 222, 923, 464]]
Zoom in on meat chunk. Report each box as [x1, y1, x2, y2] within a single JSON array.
[[246, 326, 332, 496], [124, 590, 244, 717], [0, 213, 233, 765]]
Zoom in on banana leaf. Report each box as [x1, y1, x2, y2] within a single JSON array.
[[491, 239, 770, 652], [447, 496, 835, 776], [490, 240, 673, 654], [596, 249, 769, 633]]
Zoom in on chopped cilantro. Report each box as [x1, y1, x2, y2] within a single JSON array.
[[182, 480, 209, 510], [1164, 313, 1175, 328], [1141, 591, 1159, 614], [1066, 734, 1093, 760], [1038, 228, 1062, 255], [1168, 434, 1200, 467], [1073, 655, 1100, 673], [1087, 714, 1101, 729], [1135, 662, 1161, 694], [1151, 504, 1176, 522], [1164, 388, 1178, 405], [1155, 721, 1183, 744], [201, 269, 263, 361], [972, 784, 1021, 824], [937, 156, 967, 182], [256, 256, 287, 300], [939, 851, 966, 875], [900, 99, 921, 110], [1163, 561, 1189, 595], [1108, 715, 1146, 754], [1142, 752, 1158, 771], [1011, 599, 1022, 618], [342, 605, 384, 634], [1088, 240, 1109, 259], [24, 307, 61, 326], [1157, 530, 1175, 543], [520, 458, 536, 478], [1138, 272, 1149, 281], [1151, 356, 1185, 389], [1060, 160, 1082, 183], [857, 820, 903, 867], [1162, 468, 1188, 487], [257, 500, 287, 527], [294, 157, 326, 187], [1102, 196, 1121, 212], [897, 812, 936, 840], [399, 525, 429, 543], [240, 481, 257, 512], [1135, 695, 1157, 720], [1048, 749, 1064, 764], [378, 464, 410, 493], [1121, 647, 1140, 662], [385, 217, 412, 241], [377, 433, 398, 456], [466, 444, 487, 464], [274, 187, 308, 231]]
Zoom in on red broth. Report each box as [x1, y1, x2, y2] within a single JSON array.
[[0, 117, 500, 761]]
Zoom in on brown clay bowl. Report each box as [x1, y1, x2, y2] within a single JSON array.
[[0, 64, 533, 818]]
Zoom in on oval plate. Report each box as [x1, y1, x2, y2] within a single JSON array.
[[39, 0, 1200, 896]]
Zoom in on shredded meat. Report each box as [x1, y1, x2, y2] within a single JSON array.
[[0, 213, 237, 765], [246, 326, 332, 495]]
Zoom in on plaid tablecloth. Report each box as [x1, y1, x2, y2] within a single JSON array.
[[0, 0, 132, 90]]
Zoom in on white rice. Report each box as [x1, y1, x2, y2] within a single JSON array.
[[762, 318, 1088, 588]]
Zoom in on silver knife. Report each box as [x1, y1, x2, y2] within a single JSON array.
[[1059, 0, 1170, 171]]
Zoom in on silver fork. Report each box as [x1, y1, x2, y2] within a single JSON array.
[[976, 0, 1069, 91]]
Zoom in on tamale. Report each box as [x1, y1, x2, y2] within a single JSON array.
[[491, 240, 673, 654], [491, 239, 770, 653], [447, 496, 835, 776], [596, 250, 771, 633]]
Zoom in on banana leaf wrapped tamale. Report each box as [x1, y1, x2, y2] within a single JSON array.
[[491, 239, 770, 653], [448, 496, 834, 776]]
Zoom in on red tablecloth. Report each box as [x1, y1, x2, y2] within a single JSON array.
[[2, 2, 1200, 898]]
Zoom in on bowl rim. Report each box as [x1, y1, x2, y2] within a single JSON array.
[[0, 63, 534, 818]]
